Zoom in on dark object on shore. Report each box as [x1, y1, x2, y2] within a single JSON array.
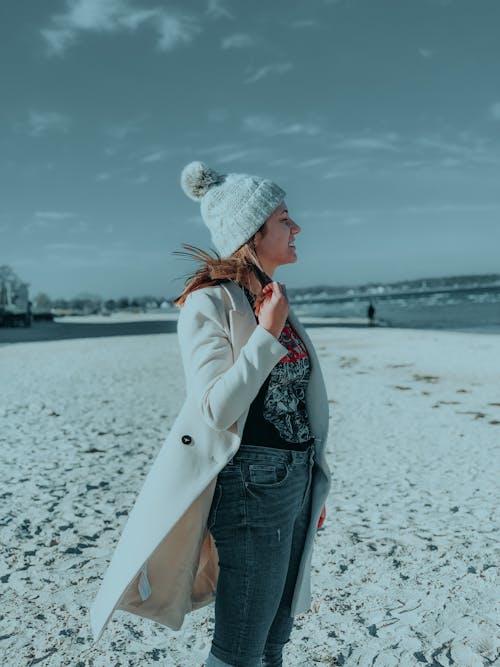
[[367, 301, 375, 326], [33, 311, 54, 322], [0, 318, 178, 344], [0, 266, 32, 327]]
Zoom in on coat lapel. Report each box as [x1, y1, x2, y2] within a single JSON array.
[[287, 307, 330, 445], [219, 280, 255, 355]]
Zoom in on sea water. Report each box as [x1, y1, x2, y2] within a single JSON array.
[[292, 286, 500, 334]]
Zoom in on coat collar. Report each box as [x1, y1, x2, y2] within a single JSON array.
[[218, 280, 256, 353], [220, 279, 312, 354]]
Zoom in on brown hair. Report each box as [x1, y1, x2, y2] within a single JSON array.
[[172, 228, 271, 311]]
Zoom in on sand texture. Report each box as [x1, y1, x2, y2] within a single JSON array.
[[0, 328, 498, 666]]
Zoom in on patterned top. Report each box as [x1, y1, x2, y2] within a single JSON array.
[[240, 286, 314, 450]]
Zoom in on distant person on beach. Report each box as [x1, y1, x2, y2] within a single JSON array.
[[367, 301, 375, 326], [89, 161, 331, 666]]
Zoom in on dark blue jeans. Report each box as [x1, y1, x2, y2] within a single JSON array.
[[205, 443, 315, 667]]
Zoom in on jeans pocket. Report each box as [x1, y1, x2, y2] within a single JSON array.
[[246, 462, 290, 488], [207, 483, 222, 532]]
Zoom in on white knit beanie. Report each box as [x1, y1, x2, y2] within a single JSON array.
[[180, 161, 286, 258]]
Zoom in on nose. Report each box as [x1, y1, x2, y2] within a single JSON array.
[[291, 219, 301, 235]]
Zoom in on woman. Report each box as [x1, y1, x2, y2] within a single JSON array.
[[88, 162, 331, 667]]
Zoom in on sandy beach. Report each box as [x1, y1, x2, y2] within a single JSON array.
[[1, 327, 498, 666]]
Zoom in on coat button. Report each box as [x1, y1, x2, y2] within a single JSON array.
[[181, 434, 193, 445]]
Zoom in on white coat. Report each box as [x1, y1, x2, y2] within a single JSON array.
[[89, 279, 331, 645]]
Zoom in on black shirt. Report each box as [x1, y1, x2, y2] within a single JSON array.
[[240, 286, 314, 451]]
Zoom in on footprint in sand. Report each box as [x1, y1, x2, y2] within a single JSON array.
[[432, 401, 461, 408], [385, 363, 414, 368], [455, 411, 487, 420], [413, 374, 440, 383], [338, 356, 359, 368]]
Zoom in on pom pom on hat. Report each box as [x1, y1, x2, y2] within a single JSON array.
[[180, 161, 224, 201]]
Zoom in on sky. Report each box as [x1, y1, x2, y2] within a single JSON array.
[[1, 0, 499, 301]]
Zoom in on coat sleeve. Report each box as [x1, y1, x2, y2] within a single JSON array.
[[176, 288, 289, 431]]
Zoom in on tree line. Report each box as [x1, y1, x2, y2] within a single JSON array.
[[33, 292, 173, 315]]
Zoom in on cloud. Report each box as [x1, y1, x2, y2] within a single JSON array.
[[244, 62, 293, 84], [340, 216, 365, 226], [95, 159, 154, 182], [215, 147, 271, 164], [280, 123, 320, 137], [42, 241, 167, 269], [206, 0, 233, 20], [418, 48, 434, 58], [41, 0, 133, 54], [243, 114, 319, 137], [414, 133, 498, 165], [128, 173, 149, 184], [403, 202, 500, 214], [69, 220, 90, 233], [193, 141, 272, 165], [22, 211, 79, 234], [140, 149, 168, 163], [35, 211, 76, 221], [323, 163, 367, 179], [19, 111, 71, 137], [221, 33, 254, 49], [96, 171, 113, 182], [156, 13, 201, 51], [41, 0, 201, 55], [22, 220, 50, 234], [41, 26, 76, 54], [334, 134, 400, 151], [120, 7, 167, 32], [310, 202, 500, 218], [321, 130, 499, 178], [295, 208, 367, 226], [296, 156, 333, 168], [44, 242, 97, 251], [290, 19, 318, 28], [490, 101, 500, 120], [106, 116, 146, 140]]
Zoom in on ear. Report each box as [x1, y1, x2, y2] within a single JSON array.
[[253, 220, 267, 246]]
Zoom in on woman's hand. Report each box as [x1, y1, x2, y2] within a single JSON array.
[[255, 281, 289, 339], [317, 504, 326, 530]]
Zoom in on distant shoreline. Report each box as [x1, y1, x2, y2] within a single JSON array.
[[0, 315, 380, 346], [0, 316, 498, 346]]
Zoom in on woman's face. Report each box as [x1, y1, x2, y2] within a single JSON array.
[[253, 201, 301, 277]]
